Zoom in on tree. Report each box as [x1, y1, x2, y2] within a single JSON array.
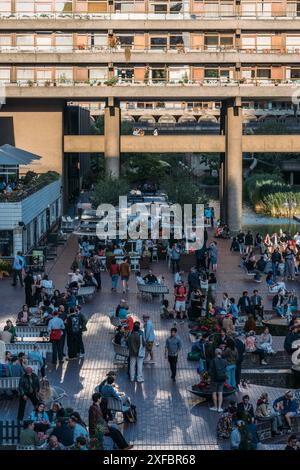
[[91, 177, 130, 207], [121, 153, 169, 184]]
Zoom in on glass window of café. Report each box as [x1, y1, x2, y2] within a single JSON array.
[[0, 230, 13, 257]]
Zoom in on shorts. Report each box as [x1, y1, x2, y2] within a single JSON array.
[[146, 341, 154, 352], [212, 381, 224, 393], [288, 411, 299, 417], [175, 300, 186, 311], [121, 276, 129, 281]]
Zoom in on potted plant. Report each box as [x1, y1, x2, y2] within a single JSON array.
[[27, 80, 34, 87], [44, 80, 51, 87], [104, 76, 118, 86]]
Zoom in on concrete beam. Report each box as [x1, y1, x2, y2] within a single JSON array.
[[2, 51, 300, 64], [242, 135, 300, 153], [63, 134, 300, 154], [2, 18, 300, 31], [4, 85, 299, 101]]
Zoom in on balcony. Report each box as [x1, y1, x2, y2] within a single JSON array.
[[0, 171, 60, 203]]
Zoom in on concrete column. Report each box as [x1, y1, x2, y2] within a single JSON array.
[[225, 103, 243, 232], [104, 104, 120, 178], [219, 102, 227, 223]]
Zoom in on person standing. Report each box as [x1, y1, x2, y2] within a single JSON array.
[[24, 270, 34, 307], [174, 280, 187, 324], [90, 253, 102, 290], [245, 231, 254, 255], [208, 241, 218, 272], [165, 327, 182, 382], [143, 315, 156, 362], [77, 306, 87, 358], [48, 310, 65, 365], [120, 257, 131, 294], [109, 258, 120, 292], [65, 308, 81, 360], [17, 367, 40, 422], [170, 243, 181, 274], [237, 230, 245, 255], [12, 251, 25, 287], [271, 248, 282, 282], [128, 322, 145, 383], [209, 348, 227, 413]]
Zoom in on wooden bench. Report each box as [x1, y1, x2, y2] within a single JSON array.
[[112, 340, 129, 365], [106, 397, 131, 425]]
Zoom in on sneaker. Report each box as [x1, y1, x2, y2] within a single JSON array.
[[79, 354, 85, 358], [179, 320, 184, 325], [209, 407, 218, 412], [261, 360, 268, 365], [217, 408, 224, 413], [137, 379, 144, 383]]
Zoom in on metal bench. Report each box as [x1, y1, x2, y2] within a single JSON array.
[[15, 325, 48, 338], [77, 285, 96, 303], [0, 377, 20, 391], [7, 341, 52, 355], [106, 397, 131, 425], [137, 283, 169, 300], [112, 340, 129, 365]]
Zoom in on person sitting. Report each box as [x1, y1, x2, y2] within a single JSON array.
[[47, 402, 65, 424], [229, 298, 239, 324], [68, 414, 89, 444], [143, 269, 158, 284], [255, 393, 282, 436], [50, 418, 74, 447], [3, 319, 16, 341], [266, 272, 286, 293], [256, 256, 267, 273], [222, 314, 235, 336], [285, 434, 300, 451], [28, 345, 46, 377], [135, 271, 145, 286], [100, 376, 130, 411], [19, 420, 45, 447], [250, 290, 264, 320], [40, 275, 53, 289], [8, 356, 25, 377], [70, 269, 84, 288], [284, 324, 300, 355], [115, 300, 128, 320], [45, 435, 65, 450], [16, 304, 30, 325], [237, 395, 255, 421], [244, 315, 257, 334], [29, 402, 51, 433], [272, 291, 286, 318], [273, 391, 299, 432], [245, 331, 256, 352], [114, 325, 128, 347], [160, 299, 175, 320], [230, 237, 240, 252], [238, 291, 251, 316], [254, 327, 274, 365]]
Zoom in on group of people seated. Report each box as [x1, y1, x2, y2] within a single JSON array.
[[224, 390, 300, 450]]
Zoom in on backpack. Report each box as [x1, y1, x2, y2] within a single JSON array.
[[71, 315, 81, 334], [124, 404, 137, 424]]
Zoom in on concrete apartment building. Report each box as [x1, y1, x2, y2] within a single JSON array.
[[0, 0, 300, 229]]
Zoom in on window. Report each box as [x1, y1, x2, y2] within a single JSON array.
[[291, 68, 300, 79], [170, 34, 184, 49], [56, 34, 73, 51], [0, 230, 13, 256], [150, 36, 167, 49], [0, 1, 12, 13], [116, 68, 134, 79], [36, 34, 52, 50], [220, 36, 233, 48], [16, 34, 34, 50], [91, 34, 107, 47], [56, 67, 73, 81], [16, 68, 34, 81], [205, 68, 219, 78], [256, 68, 271, 79], [36, 68, 52, 82], [0, 67, 10, 83], [89, 67, 107, 80], [0, 35, 11, 49], [15, 1, 34, 12], [116, 34, 134, 46], [169, 67, 189, 81], [152, 68, 167, 81], [204, 35, 218, 49]]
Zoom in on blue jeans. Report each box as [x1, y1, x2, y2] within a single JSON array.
[[226, 364, 236, 388], [272, 262, 279, 281], [111, 274, 119, 290], [275, 306, 285, 317]]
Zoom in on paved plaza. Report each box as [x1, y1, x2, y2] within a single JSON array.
[[0, 231, 298, 450]]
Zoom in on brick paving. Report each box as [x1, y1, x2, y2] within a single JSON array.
[[0, 231, 299, 449]]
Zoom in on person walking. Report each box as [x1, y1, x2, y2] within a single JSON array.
[[209, 348, 227, 413], [128, 322, 145, 383], [90, 253, 102, 290], [65, 308, 82, 360], [12, 251, 25, 287], [24, 270, 34, 307], [17, 367, 40, 423], [170, 244, 181, 274], [120, 257, 131, 294], [165, 327, 182, 382], [109, 258, 120, 292], [47, 310, 65, 365]]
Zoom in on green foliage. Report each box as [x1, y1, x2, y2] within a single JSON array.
[[104, 76, 118, 86], [91, 116, 104, 135], [164, 173, 206, 206], [121, 121, 134, 135], [121, 153, 168, 184], [91, 176, 130, 207], [244, 173, 300, 216], [199, 153, 220, 174]]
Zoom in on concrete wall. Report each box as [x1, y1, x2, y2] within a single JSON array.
[[0, 100, 64, 174]]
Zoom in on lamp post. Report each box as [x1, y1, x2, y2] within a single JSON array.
[[283, 198, 297, 235]]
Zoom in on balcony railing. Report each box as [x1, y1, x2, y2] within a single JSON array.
[[1, 10, 300, 20], [0, 45, 298, 54], [3, 78, 300, 87]]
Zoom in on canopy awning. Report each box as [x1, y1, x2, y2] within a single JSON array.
[[0, 144, 41, 166]]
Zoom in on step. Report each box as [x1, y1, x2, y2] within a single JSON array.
[[242, 368, 296, 388]]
